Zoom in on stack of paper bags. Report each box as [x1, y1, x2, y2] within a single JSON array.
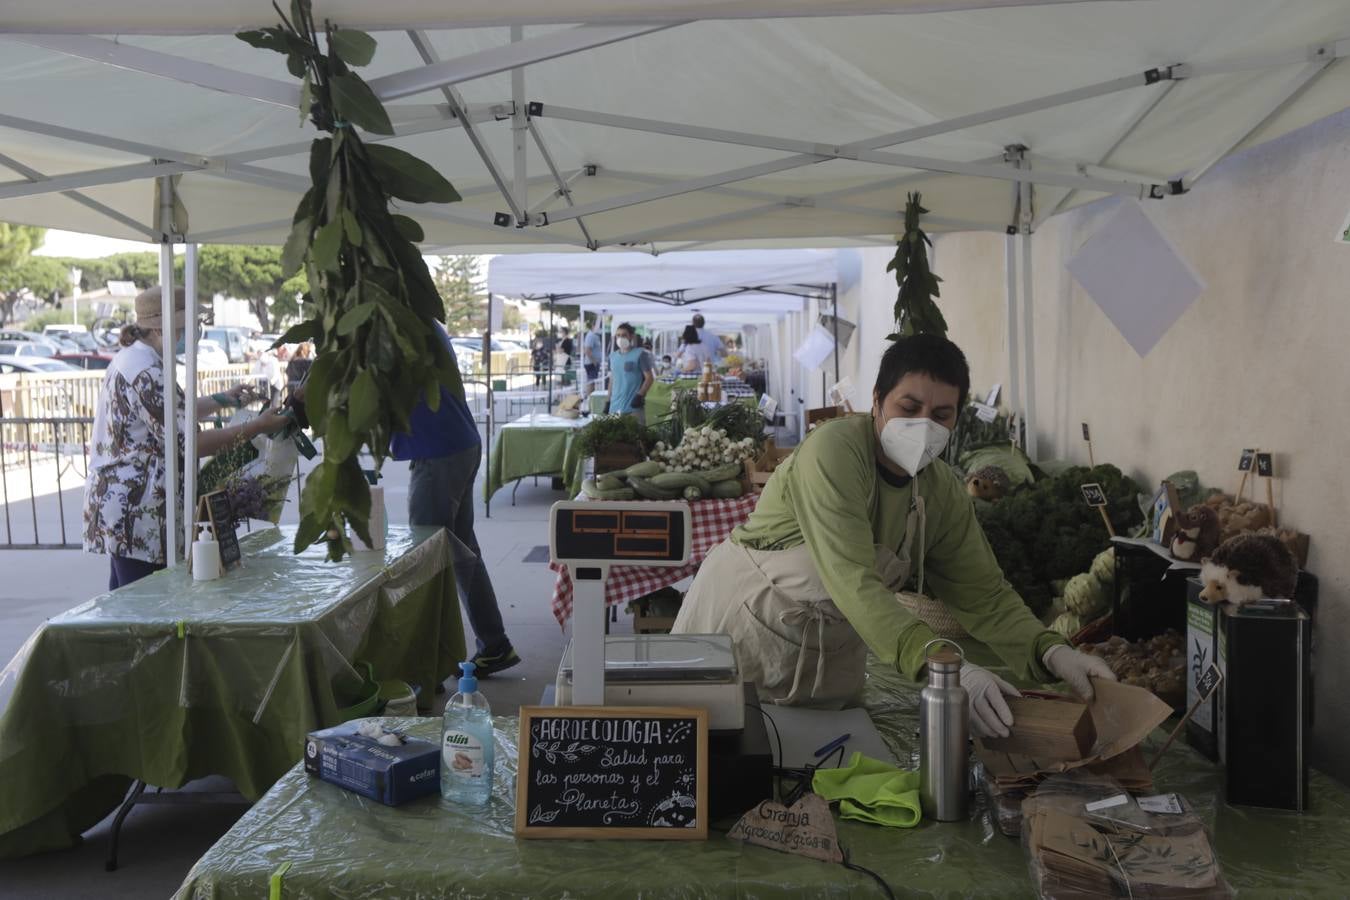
[[977, 681, 1174, 835]]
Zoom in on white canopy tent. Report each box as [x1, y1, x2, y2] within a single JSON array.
[[487, 249, 838, 426], [3, 0, 1350, 562]]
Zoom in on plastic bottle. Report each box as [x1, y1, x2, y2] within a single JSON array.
[[441, 661, 494, 804]]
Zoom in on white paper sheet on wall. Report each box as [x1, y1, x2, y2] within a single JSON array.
[[793, 324, 837, 371], [1067, 200, 1206, 357]]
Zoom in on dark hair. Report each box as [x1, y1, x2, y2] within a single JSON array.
[[692, 314, 706, 328], [873, 334, 971, 410], [119, 323, 151, 347], [616, 322, 635, 336], [680, 325, 700, 344]]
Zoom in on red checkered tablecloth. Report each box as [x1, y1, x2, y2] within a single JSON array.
[[549, 494, 759, 626]]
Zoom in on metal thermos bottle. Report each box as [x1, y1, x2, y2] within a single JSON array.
[[919, 640, 969, 822]]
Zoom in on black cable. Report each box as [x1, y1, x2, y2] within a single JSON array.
[[748, 702, 785, 800], [840, 843, 898, 900]]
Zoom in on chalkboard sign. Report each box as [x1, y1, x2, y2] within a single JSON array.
[[1080, 483, 1108, 507], [1255, 452, 1274, 478], [515, 706, 708, 841], [202, 490, 242, 568], [1081, 422, 1091, 441], [1237, 449, 1256, 472]]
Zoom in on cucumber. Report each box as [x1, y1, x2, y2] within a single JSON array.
[[683, 485, 704, 501], [624, 460, 662, 479], [596, 474, 625, 492], [710, 480, 744, 499], [581, 479, 636, 501], [651, 471, 712, 496], [697, 462, 743, 483], [628, 476, 681, 501]]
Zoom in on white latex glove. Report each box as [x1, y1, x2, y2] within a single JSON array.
[[960, 663, 1022, 739], [1043, 644, 1117, 702]]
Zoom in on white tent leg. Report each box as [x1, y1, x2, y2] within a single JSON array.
[[158, 181, 178, 567], [183, 244, 198, 557], [1019, 227, 1038, 462], [1004, 233, 1021, 438]]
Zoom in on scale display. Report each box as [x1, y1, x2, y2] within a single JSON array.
[[550, 501, 692, 567]]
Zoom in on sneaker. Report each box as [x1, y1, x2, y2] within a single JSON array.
[[470, 644, 521, 677]]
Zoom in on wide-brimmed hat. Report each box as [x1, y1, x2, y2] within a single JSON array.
[[134, 286, 187, 331]]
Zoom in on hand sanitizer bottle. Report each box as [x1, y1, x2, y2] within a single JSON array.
[[441, 661, 494, 804]]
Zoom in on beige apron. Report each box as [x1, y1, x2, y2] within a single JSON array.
[[673, 492, 928, 709]]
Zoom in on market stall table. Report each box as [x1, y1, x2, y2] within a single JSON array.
[[170, 655, 1350, 899], [0, 525, 464, 860], [549, 494, 758, 626], [483, 412, 587, 514]]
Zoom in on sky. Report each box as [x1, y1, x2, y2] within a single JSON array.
[[34, 229, 154, 259]]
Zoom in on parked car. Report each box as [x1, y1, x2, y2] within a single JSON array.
[[178, 339, 230, 369], [43, 325, 99, 352], [54, 353, 115, 371], [0, 340, 57, 358], [0, 330, 65, 353], [0, 355, 79, 374], [203, 326, 251, 364]]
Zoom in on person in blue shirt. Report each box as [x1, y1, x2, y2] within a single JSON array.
[[390, 326, 519, 677], [608, 322, 654, 423]]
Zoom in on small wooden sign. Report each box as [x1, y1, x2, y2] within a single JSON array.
[[1255, 452, 1274, 478], [201, 490, 242, 568], [1237, 449, 1257, 472], [1080, 483, 1108, 507], [516, 706, 708, 841], [1081, 422, 1091, 441]]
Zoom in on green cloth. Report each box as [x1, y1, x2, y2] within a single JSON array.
[[0, 526, 464, 860], [732, 414, 1065, 683], [811, 752, 922, 828], [171, 653, 1350, 899], [484, 414, 585, 501]]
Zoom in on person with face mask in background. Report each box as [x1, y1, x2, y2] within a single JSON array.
[[606, 322, 654, 423], [673, 334, 1113, 736], [83, 287, 290, 590]]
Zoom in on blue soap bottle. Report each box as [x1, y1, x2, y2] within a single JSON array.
[[441, 661, 494, 804]]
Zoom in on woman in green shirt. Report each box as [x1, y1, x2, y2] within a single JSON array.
[[673, 334, 1113, 737]]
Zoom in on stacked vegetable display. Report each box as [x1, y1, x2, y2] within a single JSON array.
[[583, 424, 758, 501]]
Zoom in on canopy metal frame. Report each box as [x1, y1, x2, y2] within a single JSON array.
[[1, 27, 1345, 253]]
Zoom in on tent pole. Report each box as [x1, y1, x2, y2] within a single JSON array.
[[183, 243, 198, 559], [485, 291, 494, 419], [510, 26, 529, 217], [1004, 232, 1021, 441], [1019, 193, 1038, 462], [548, 297, 555, 409], [831, 284, 839, 385], [158, 177, 178, 567]]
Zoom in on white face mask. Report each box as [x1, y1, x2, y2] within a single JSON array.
[[878, 416, 951, 476], [616, 336, 632, 351]]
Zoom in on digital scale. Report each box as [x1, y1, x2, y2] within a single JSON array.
[[548, 500, 746, 730]]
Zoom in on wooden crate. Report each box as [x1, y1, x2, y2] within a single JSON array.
[[980, 695, 1097, 760], [594, 441, 644, 475], [805, 405, 843, 431], [745, 439, 793, 491]]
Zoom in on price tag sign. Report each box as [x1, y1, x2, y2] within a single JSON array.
[[1237, 449, 1257, 472], [1255, 452, 1274, 478], [203, 490, 241, 568], [1197, 663, 1223, 700], [1080, 483, 1108, 507], [1081, 422, 1091, 441]]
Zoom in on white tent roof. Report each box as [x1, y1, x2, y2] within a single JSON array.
[[2, 2, 1350, 253], [487, 249, 834, 299]]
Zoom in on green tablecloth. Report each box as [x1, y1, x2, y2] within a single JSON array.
[[0, 526, 464, 860], [484, 414, 586, 503], [172, 651, 1350, 898]]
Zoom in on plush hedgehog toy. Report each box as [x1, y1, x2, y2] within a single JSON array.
[[1170, 504, 1221, 561], [1198, 532, 1298, 607], [965, 466, 1011, 501]]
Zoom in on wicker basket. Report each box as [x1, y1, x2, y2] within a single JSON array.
[[896, 591, 970, 640]]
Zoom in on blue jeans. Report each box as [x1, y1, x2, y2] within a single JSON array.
[[109, 555, 163, 591], [408, 445, 508, 655]]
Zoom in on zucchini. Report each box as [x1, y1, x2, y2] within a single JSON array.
[[651, 471, 712, 496], [624, 460, 662, 479], [683, 485, 704, 501], [697, 462, 743, 483], [628, 476, 681, 501], [581, 479, 636, 501], [596, 474, 625, 492], [710, 480, 744, 499]]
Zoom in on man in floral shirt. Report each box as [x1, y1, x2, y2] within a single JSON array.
[[84, 287, 287, 589]]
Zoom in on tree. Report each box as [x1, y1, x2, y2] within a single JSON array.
[[0, 223, 47, 325], [198, 245, 308, 332], [434, 255, 485, 335], [501, 303, 525, 333]]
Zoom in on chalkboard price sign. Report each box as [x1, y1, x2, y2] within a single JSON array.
[[516, 706, 708, 841], [202, 490, 242, 568]]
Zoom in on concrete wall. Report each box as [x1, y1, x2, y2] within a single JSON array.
[[844, 107, 1350, 779]]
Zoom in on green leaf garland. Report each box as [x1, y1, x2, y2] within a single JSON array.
[[238, 0, 464, 560], [886, 192, 947, 340]]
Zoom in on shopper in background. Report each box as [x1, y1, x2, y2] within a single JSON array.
[[674, 324, 710, 374], [391, 325, 520, 677], [607, 322, 654, 423], [674, 334, 1114, 733], [692, 313, 724, 364], [558, 327, 575, 369], [580, 318, 603, 397], [84, 286, 289, 590], [286, 341, 314, 391]]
